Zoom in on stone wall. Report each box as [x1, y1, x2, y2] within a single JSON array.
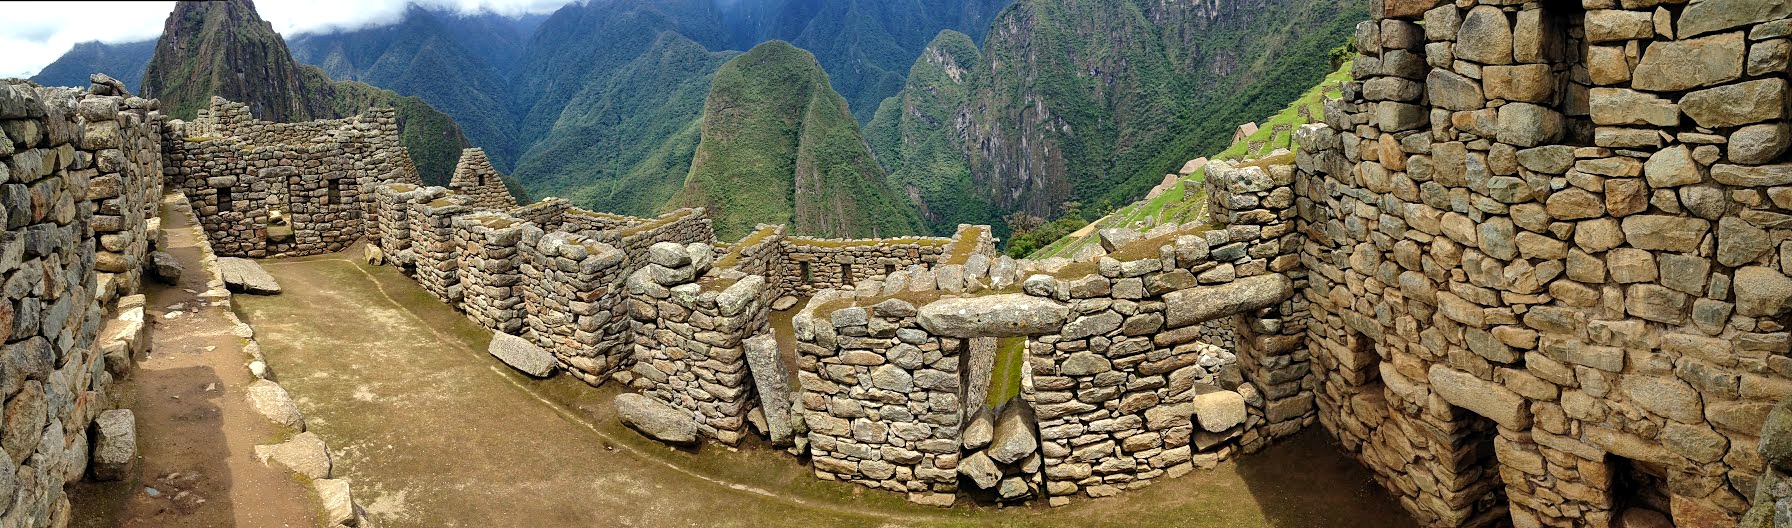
[[626, 244, 766, 445], [447, 147, 515, 210], [454, 211, 527, 335], [0, 77, 160, 527], [779, 235, 953, 298], [1302, 3, 1792, 526], [163, 97, 418, 258], [521, 230, 630, 386]]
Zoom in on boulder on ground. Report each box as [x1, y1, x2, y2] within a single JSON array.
[[149, 251, 182, 285], [616, 393, 698, 445], [771, 295, 799, 311], [488, 333, 557, 377], [1098, 228, 1142, 252], [219, 257, 281, 295], [246, 380, 305, 430], [254, 431, 332, 479], [362, 244, 385, 266], [90, 409, 136, 481], [314, 478, 360, 527]]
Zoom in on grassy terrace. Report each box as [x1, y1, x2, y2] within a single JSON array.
[[713, 225, 783, 271], [942, 226, 988, 265], [1211, 60, 1350, 162]]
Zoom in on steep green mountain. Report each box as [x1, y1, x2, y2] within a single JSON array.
[[512, 33, 735, 217], [288, 6, 544, 169], [863, 30, 998, 236], [671, 41, 924, 240], [30, 40, 156, 92], [767, 0, 1011, 124], [140, 0, 473, 186]]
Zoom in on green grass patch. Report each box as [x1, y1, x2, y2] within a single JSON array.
[[987, 337, 1027, 408]]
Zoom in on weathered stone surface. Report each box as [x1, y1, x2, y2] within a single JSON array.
[[254, 431, 332, 479], [616, 393, 698, 446], [1587, 9, 1654, 42], [1619, 375, 1703, 423], [1761, 398, 1792, 471], [1631, 32, 1745, 92], [958, 451, 1001, 489], [1620, 216, 1708, 252], [1497, 103, 1563, 148], [988, 404, 1037, 465], [91, 409, 136, 481], [1713, 163, 1792, 186], [1731, 123, 1791, 165], [1590, 88, 1679, 127], [1644, 146, 1704, 187], [1455, 6, 1513, 65], [314, 478, 358, 527], [962, 409, 994, 450], [219, 257, 282, 294], [1719, 217, 1772, 267], [246, 380, 305, 430], [150, 251, 182, 285], [1679, 0, 1792, 38], [647, 242, 692, 268], [1428, 365, 1531, 429], [1680, 78, 1787, 129], [917, 294, 1068, 337], [1427, 69, 1485, 111], [1191, 390, 1246, 433], [744, 334, 794, 445], [1736, 266, 1792, 317], [1164, 274, 1293, 328], [488, 332, 557, 377]]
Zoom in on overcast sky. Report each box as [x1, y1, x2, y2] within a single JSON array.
[[0, 0, 580, 78]]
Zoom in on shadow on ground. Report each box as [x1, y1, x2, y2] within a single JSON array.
[[233, 249, 1416, 527]]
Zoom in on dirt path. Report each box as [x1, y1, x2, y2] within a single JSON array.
[[232, 249, 1416, 528], [69, 195, 317, 528]]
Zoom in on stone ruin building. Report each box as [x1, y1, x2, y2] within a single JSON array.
[[447, 147, 517, 210], [13, 1, 1792, 526]]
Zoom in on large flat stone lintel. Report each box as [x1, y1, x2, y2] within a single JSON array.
[[1164, 274, 1294, 328]]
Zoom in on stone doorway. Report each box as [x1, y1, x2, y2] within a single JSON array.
[[1607, 455, 1674, 525], [1446, 408, 1511, 528]]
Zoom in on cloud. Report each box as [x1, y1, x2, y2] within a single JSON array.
[[0, 0, 581, 79]]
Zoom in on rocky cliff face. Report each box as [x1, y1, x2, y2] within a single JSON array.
[[965, 0, 1364, 219], [864, 30, 997, 235], [141, 0, 472, 185]]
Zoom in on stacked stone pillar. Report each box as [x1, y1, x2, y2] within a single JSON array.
[[521, 231, 630, 385], [409, 196, 472, 304], [453, 211, 527, 335]]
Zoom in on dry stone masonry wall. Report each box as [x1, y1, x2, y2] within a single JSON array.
[[0, 76, 160, 528], [447, 147, 516, 210], [1303, 1, 1792, 526], [163, 97, 419, 258]]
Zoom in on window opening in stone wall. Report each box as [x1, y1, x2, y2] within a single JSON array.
[[327, 179, 342, 205], [1608, 455, 1672, 524], [801, 261, 812, 283], [840, 263, 854, 284], [478, 174, 487, 187], [885, 263, 896, 276], [218, 187, 233, 212]]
